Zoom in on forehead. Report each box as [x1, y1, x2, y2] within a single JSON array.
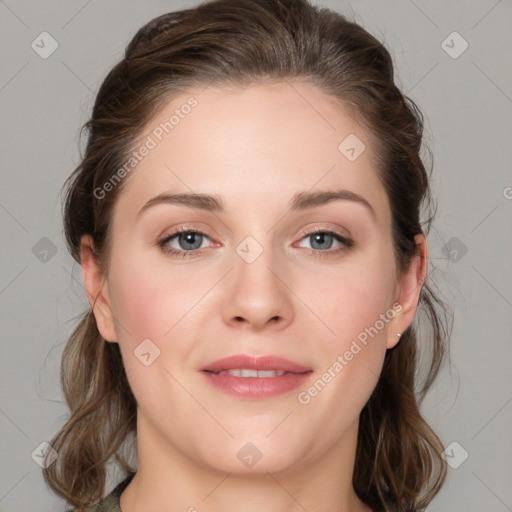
[[112, 80, 390, 225]]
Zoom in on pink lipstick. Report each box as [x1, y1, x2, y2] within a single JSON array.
[[200, 354, 313, 399]]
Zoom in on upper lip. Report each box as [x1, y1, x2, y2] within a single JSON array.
[[200, 355, 312, 373]]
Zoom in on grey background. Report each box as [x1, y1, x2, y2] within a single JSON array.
[[1, 0, 511, 511]]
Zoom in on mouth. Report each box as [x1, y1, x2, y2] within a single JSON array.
[[205, 368, 288, 377], [199, 355, 313, 399]]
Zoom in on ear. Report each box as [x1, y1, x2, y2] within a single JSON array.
[[80, 234, 118, 342], [386, 234, 427, 349]]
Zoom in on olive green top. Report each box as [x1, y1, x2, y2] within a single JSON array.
[[66, 472, 136, 512]]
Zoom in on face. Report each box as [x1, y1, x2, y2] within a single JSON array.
[[82, 80, 424, 477]]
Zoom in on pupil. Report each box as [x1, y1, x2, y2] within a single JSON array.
[[181, 232, 201, 250], [312, 233, 332, 250]]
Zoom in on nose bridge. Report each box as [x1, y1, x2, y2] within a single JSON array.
[[221, 230, 294, 330]]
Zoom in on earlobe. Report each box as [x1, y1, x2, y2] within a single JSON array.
[[80, 234, 118, 342], [386, 234, 427, 349]]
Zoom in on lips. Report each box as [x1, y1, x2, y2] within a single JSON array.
[[200, 354, 311, 374], [216, 369, 285, 377], [199, 354, 313, 399]]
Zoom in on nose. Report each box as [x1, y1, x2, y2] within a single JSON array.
[[221, 244, 294, 331]]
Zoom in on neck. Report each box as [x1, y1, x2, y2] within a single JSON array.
[[120, 414, 373, 512]]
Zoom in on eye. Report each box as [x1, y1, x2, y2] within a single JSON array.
[[295, 229, 353, 256], [158, 227, 212, 258]]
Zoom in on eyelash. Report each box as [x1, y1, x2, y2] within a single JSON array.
[[157, 226, 354, 259]]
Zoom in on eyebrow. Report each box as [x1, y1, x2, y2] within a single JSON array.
[[137, 189, 376, 221]]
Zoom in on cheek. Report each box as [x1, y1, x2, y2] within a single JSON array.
[[109, 258, 208, 344], [108, 263, 196, 418]]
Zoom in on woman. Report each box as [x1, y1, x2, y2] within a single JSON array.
[[43, 0, 451, 510]]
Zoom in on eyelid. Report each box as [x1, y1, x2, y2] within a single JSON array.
[[157, 224, 215, 243], [295, 224, 351, 241]]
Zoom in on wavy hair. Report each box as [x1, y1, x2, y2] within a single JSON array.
[[43, 1, 452, 510]]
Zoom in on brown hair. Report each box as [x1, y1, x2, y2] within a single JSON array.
[[44, 0, 452, 510]]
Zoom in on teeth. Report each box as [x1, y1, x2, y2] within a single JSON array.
[[257, 370, 283, 377], [240, 369, 257, 377], [219, 369, 286, 377]]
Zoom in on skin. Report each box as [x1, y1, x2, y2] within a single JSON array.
[[81, 80, 427, 512]]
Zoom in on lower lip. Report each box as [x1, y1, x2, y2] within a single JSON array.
[[201, 371, 313, 399]]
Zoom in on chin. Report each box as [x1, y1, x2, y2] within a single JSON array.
[[194, 431, 309, 476], [209, 450, 301, 477]]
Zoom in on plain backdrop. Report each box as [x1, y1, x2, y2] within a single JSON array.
[[1, 1, 511, 511]]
